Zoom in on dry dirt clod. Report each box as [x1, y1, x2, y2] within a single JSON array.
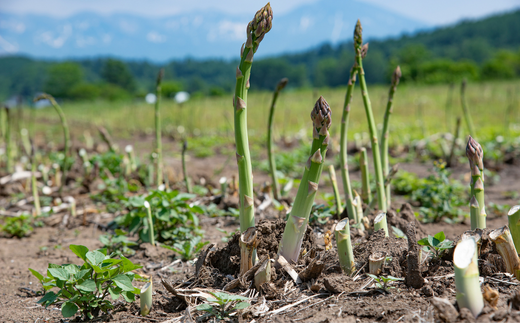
[[404, 223, 425, 289], [482, 285, 499, 309], [458, 307, 477, 323], [299, 253, 325, 282], [431, 297, 458, 323]]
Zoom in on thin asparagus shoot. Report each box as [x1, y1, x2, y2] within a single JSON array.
[[339, 66, 358, 220], [4, 107, 12, 173], [278, 96, 331, 263], [328, 165, 343, 218], [335, 217, 355, 275], [182, 140, 192, 193], [454, 237, 484, 317], [380, 66, 401, 209], [460, 79, 476, 138], [144, 201, 155, 246], [374, 211, 388, 237], [34, 94, 71, 158], [466, 136, 486, 229], [31, 142, 41, 217], [508, 205, 520, 253], [233, 3, 272, 236], [447, 117, 461, 167], [354, 20, 387, 215], [360, 147, 371, 205], [155, 69, 164, 186], [267, 77, 288, 200]]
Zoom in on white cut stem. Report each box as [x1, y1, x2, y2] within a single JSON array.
[[140, 279, 153, 316], [489, 226, 520, 280], [240, 227, 258, 275], [369, 252, 385, 275], [374, 212, 388, 237], [508, 205, 520, 254], [454, 237, 483, 318], [335, 218, 355, 275]]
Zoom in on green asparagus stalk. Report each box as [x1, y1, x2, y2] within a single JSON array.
[[354, 20, 387, 216], [155, 69, 164, 186], [125, 145, 137, 172], [34, 94, 71, 158], [374, 211, 388, 237], [233, 3, 272, 235], [460, 79, 476, 138], [267, 77, 288, 200], [31, 143, 41, 217], [144, 201, 155, 246], [447, 117, 461, 167], [335, 217, 355, 275], [140, 278, 153, 316], [182, 140, 192, 193], [359, 147, 371, 205], [454, 237, 484, 317], [339, 66, 358, 220], [353, 190, 364, 226], [4, 107, 13, 173], [508, 205, 520, 253], [380, 66, 401, 209], [466, 136, 486, 229], [278, 96, 331, 263], [20, 128, 31, 156], [328, 165, 343, 218]]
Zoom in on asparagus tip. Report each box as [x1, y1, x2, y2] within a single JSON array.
[[156, 68, 164, 85], [466, 136, 483, 171], [392, 66, 402, 86], [276, 77, 289, 91], [508, 205, 520, 216], [354, 20, 363, 48]]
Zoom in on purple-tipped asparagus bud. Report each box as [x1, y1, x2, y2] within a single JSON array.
[[311, 96, 332, 134], [248, 3, 273, 44], [361, 43, 369, 58], [156, 68, 164, 86], [392, 66, 402, 87], [354, 20, 363, 49], [466, 136, 484, 175], [276, 78, 289, 91]]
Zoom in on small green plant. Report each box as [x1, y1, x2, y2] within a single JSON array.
[[418, 231, 454, 258], [162, 236, 208, 261], [99, 229, 138, 256], [196, 291, 250, 320], [0, 214, 34, 238], [29, 244, 142, 320], [367, 274, 403, 291]]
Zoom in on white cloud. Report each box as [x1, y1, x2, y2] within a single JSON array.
[[119, 20, 138, 33], [102, 34, 112, 44], [207, 20, 246, 42], [147, 31, 166, 43], [0, 35, 19, 53], [34, 24, 72, 48], [76, 35, 96, 47], [0, 19, 25, 33], [299, 16, 312, 32]]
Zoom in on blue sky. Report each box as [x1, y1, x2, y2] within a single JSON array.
[[2, 0, 520, 25]]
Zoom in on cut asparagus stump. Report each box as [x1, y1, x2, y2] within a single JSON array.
[[278, 96, 331, 264], [254, 257, 271, 290], [267, 77, 288, 200], [335, 218, 355, 275], [380, 66, 401, 209], [454, 237, 483, 318], [144, 201, 155, 246], [489, 226, 520, 280], [140, 279, 153, 316], [360, 147, 371, 205], [374, 212, 388, 237], [369, 252, 386, 275], [466, 136, 486, 229], [352, 191, 364, 229], [508, 205, 520, 253], [240, 227, 258, 275], [234, 4, 273, 257], [354, 20, 387, 219], [339, 66, 358, 221], [328, 165, 343, 218]]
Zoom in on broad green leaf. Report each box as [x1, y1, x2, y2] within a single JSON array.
[[37, 291, 58, 306], [86, 250, 106, 266], [121, 290, 135, 302], [175, 193, 196, 201], [101, 258, 122, 268], [120, 256, 142, 273], [69, 245, 89, 261], [233, 302, 250, 310], [48, 268, 70, 281], [74, 269, 91, 280], [29, 268, 44, 281], [433, 231, 446, 243], [76, 279, 97, 292], [61, 301, 79, 318], [196, 303, 214, 312], [108, 287, 121, 300], [63, 264, 80, 276], [417, 237, 429, 246], [112, 274, 135, 291]]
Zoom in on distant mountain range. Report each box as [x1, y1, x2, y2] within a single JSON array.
[[0, 0, 428, 61]]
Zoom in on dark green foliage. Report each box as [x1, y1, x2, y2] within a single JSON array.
[[99, 230, 137, 256], [101, 59, 136, 93], [196, 291, 250, 320], [29, 244, 142, 320], [44, 62, 83, 99], [418, 231, 454, 258], [0, 214, 33, 237], [161, 236, 208, 261]]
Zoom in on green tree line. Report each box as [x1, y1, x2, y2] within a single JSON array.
[[1, 9, 519, 101]]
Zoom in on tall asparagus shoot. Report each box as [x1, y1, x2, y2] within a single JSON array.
[[233, 3, 272, 235], [508, 205, 520, 252], [278, 96, 331, 263], [466, 136, 486, 229], [267, 77, 288, 200], [380, 66, 401, 209], [454, 237, 484, 318], [144, 201, 155, 246], [34, 94, 71, 158], [4, 107, 13, 173], [460, 79, 476, 138], [359, 147, 371, 205], [328, 165, 343, 218], [182, 140, 192, 193], [354, 20, 387, 215], [31, 143, 41, 217], [335, 218, 355, 275], [155, 69, 164, 186], [339, 66, 358, 220]]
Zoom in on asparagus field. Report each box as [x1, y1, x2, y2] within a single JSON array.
[[2, 4, 520, 323]]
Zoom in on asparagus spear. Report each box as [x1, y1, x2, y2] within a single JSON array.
[[34, 94, 70, 158], [507, 205, 520, 252], [335, 218, 355, 275], [278, 96, 331, 263], [454, 237, 483, 317], [339, 66, 358, 220], [182, 140, 192, 193], [359, 147, 371, 205], [328, 165, 343, 218], [267, 78, 288, 200], [380, 66, 401, 209], [460, 79, 476, 138], [354, 20, 387, 216], [466, 136, 486, 229], [233, 4, 272, 235], [155, 69, 164, 186]]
